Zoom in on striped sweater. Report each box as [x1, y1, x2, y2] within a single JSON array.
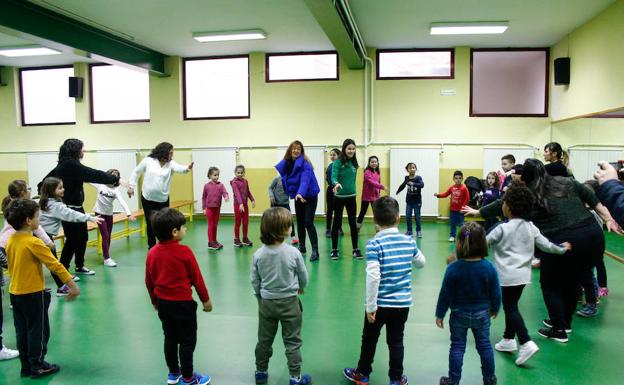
[[365, 227, 426, 313]]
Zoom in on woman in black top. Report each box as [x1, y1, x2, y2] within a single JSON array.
[[42, 139, 119, 275], [543, 142, 571, 177]]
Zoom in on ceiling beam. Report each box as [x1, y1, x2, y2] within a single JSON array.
[[303, 0, 365, 69], [0, 0, 167, 75]]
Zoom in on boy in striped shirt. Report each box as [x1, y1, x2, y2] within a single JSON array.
[[343, 196, 426, 385]]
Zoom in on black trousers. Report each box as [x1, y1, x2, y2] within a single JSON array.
[[326, 187, 341, 232], [44, 235, 64, 288], [357, 201, 373, 224], [502, 285, 530, 344], [10, 290, 51, 373], [60, 207, 88, 270], [142, 196, 170, 249], [157, 298, 198, 379], [332, 196, 358, 250], [294, 196, 318, 251], [357, 307, 409, 381]]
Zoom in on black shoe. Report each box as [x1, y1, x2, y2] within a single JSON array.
[[538, 327, 568, 343], [309, 250, 319, 262], [20, 369, 31, 378], [543, 319, 572, 333], [325, 229, 331, 238], [353, 249, 363, 260], [298, 245, 307, 254], [31, 363, 60, 378], [439, 376, 456, 385], [330, 250, 339, 260]]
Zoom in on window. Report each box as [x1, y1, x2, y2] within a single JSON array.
[[470, 49, 549, 117], [377, 49, 454, 79], [90, 64, 150, 123], [19, 66, 75, 126], [266, 51, 338, 82], [183, 55, 249, 119]]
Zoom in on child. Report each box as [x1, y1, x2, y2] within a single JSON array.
[[268, 174, 297, 244], [91, 169, 136, 267], [251, 207, 311, 385], [435, 222, 500, 385], [435, 171, 469, 242], [145, 208, 213, 385], [498, 154, 515, 191], [396, 162, 424, 237], [487, 183, 570, 361], [5, 199, 80, 378], [482, 172, 501, 231], [325, 148, 343, 238], [230, 164, 255, 247], [343, 196, 425, 385], [356, 156, 387, 230], [202, 167, 229, 250], [39, 177, 103, 279], [331, 139, 361, 260]]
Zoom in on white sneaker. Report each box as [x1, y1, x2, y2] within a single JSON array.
[[448, 236, 455, 242], [103, 258, 117, 267], [494, 338, 518, 352], [72, 275, 80, 282], [75, 266, 95, 275], [515, 340, 539, 366], [0, 345, 19, 360]]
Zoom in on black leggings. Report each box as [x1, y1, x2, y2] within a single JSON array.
[[332, 196, 358, 250], [60, 207, 88, 270], [294, 196, 318, 251], [142, 196, 170, 249], [502, 285, 530, 345], [357, 201, 373, 224], [44, 235, 64, 288], [326, 187, 341, 231]]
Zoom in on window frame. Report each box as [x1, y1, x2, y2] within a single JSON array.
[[182, 54, 250, 120], [470, 48, 550, 117], [88, 63, 151, 124], [18, 65, 76, 127], [265, 51, 339, 83], [376, 48, 455, 80]]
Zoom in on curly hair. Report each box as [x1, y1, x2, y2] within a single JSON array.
[[148, 142, 174, 163], [503, 182, 535, 219], [58, 138, 84, 162]]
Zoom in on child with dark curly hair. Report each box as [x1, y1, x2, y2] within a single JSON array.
[[487, 182, 571, 365]]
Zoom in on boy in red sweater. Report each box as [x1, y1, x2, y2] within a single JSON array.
[[435, 170, 469, 242], [145, 208, 213, 385]]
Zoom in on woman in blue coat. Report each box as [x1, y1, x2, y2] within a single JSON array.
[[276, 140, 321, 261]]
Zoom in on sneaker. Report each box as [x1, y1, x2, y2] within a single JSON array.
[[542, 319, 572, 333], [598, 287, 609, 298], [576, 304, 598, 317], [0, 345, 19, 360], [289, 374, 312, 385], [389, 375, 408, 385], [233, 239, 243, 247], [515, 340, 539, 366], [291, 236, 299, 245], [30, 362, 60, 378], [325, 229, 331, 238], [215, 242, 224, 250], [416, 231, 423, 238], [494, 338, 517, 352], [56, 285, 70, 297], [181, 372, 211, 385], [298, 245, 307, 254], [343, 368, 369, 385], [242, 238, 253, 247], [255, 371, 268, 384], [72, 275, 80, 282], [405, 231, 413, 237], [353, 249, 363, 260], [448, 237, 455, 242], [103, 258, 117, 267], [531, 257, 541, 268], [75, 266, 95, 275], [330, 249, 339, 260], [207, 242, 220, 250], [309, 250, 319, 262], [439, 376, 456, 385], [538, 327, 568, 343], [168, 372, 182, 385]]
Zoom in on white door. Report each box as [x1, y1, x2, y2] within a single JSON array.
[[390, 148, 440, 217]]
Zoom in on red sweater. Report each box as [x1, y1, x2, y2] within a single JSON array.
[[437, 184, 470, 212], [202, 181, 229, 209], [145, 240, 209, 305], [230, 177, 255, 206]]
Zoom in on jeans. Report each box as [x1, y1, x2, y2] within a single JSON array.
[[157, 298, 198, 379], [502, 285, 530, 345], [142, 196, 170, 249], [294, 196, 318, 251], [448, 309, 495, 385], [11, 290, 52, 374], [449, 210, 464, 237], [405, 202, 422, 233]]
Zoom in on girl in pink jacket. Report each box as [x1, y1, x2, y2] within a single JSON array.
[[202, 167, 229, 250], [356, 156, 388, 229]]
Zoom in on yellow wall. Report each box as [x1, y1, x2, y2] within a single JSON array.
[[550, 0, 624, 121], [552, 118, 624, 147]]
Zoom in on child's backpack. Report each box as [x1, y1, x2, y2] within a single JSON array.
[[464, 176, 484, 209]]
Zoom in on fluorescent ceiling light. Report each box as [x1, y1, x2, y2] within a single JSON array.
[[0, 46, 61, 57], [193, 29, 267, 42], [430, 22, 508, 35]]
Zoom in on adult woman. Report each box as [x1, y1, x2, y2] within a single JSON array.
[[543, 142, 571, 177], [129, 142, 193, 249], [41, 139, 119, 275], [275, 140, 321, 261]]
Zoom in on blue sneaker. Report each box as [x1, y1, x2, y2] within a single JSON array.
[[168, 372, 182, 384], [576, 304, 598, 317], [389, 375, 408, 385], [181, 372, 211, 385], [289, 373, 312, 385], [343, 368, 369, 385], [255, 371, 268, 384]]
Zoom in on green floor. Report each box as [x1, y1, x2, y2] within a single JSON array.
[[1, 218, 623, 385]]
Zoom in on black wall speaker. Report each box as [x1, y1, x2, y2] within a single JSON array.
[[554, 58, 570, 85], [69, 76, 84, 98]]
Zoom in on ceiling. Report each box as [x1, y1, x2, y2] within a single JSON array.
[[0, 0, 616, 68]]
